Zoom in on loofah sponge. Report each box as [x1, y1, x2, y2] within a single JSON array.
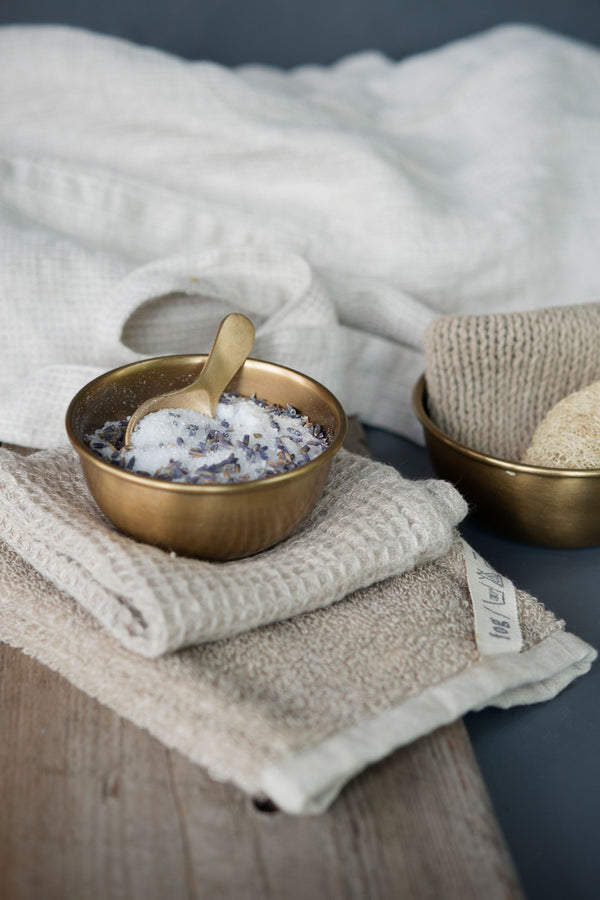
[[521, 380, 600, 468]]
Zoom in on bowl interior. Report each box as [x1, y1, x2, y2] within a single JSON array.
[[67, 354, 346, 477]]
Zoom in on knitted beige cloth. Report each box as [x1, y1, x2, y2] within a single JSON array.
[[424, 302, 600, 460], [0, 532, 594, 814], [0, 445, 467, 657]]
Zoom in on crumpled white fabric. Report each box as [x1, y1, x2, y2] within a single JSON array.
[[2, 22, 600, 448]]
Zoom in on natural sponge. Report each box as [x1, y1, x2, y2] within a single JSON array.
[[522, 380, 600, 468]]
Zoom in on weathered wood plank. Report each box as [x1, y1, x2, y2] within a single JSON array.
[[0, 642, 522, 900]]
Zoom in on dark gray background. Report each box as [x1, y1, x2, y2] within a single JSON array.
[[2, 3, 599, 897], [1, 0, 600, 66]]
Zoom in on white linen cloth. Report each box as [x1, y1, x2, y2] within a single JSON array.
[[1, 23, 600, 448]]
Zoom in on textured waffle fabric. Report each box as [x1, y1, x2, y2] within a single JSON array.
[[0, 446, 467, 656], [3, 25, 600, 448], [0, 433, 595, 813], [0, 530, 594, 813]]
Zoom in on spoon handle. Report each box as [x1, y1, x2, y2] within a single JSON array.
[[194, 313, 256, 406]]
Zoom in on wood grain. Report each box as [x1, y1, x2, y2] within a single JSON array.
[[0, 642, 522, 900]]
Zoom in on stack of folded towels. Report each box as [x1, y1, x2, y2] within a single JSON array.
[[0, 430, 594, 814]]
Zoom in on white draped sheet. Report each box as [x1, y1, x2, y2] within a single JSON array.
[[1, 23, 599, 447]]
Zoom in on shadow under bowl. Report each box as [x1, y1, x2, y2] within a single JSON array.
[[66, 355, 347, 560], [412, 374, 600, 548]]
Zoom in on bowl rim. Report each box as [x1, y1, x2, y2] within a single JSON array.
[[66, 354, 348, 494], [413, 373, 600, 479]]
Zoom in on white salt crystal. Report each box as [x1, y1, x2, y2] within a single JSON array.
[[86, 393, 328, 484]]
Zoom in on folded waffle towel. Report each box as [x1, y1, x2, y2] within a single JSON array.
[[0, 532, 594, 814], [3, 24, 600, 448], [0, 446, 467, 656], [424, 302, 600, 460]]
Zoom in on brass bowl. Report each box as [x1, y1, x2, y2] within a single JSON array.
[[413, 374, 600, 548], [66, 355, 347, 560]]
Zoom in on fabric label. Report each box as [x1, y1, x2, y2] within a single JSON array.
[[460, 538, 523, 656]]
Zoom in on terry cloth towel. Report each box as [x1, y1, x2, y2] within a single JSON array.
[[2, 24, 600, 449], [423, 302, 600, 461], [0, 446, 468, 657], [0, 532, 594, 814]]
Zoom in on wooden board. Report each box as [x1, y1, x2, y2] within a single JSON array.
[[0, 643, 522, 900], [0, 433, 523, 899]]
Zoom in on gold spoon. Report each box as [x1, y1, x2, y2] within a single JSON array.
[[124, 312, 255, 446]]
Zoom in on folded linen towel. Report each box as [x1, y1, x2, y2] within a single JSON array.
[[424, 302, 600, 460], [0, 445, 467, 656], [0, 532, 593, 814]]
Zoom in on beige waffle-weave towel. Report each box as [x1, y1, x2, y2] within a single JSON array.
[[0, 532, 594, 814], [424, 302, 600, 460], [0, 446, 467, 657]]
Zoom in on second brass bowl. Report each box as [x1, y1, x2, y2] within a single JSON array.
[[66, 356, 347, 560], [413, 374, 600, 548]]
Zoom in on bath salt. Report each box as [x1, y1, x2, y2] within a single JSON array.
[[84, 392, 329, 484]]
